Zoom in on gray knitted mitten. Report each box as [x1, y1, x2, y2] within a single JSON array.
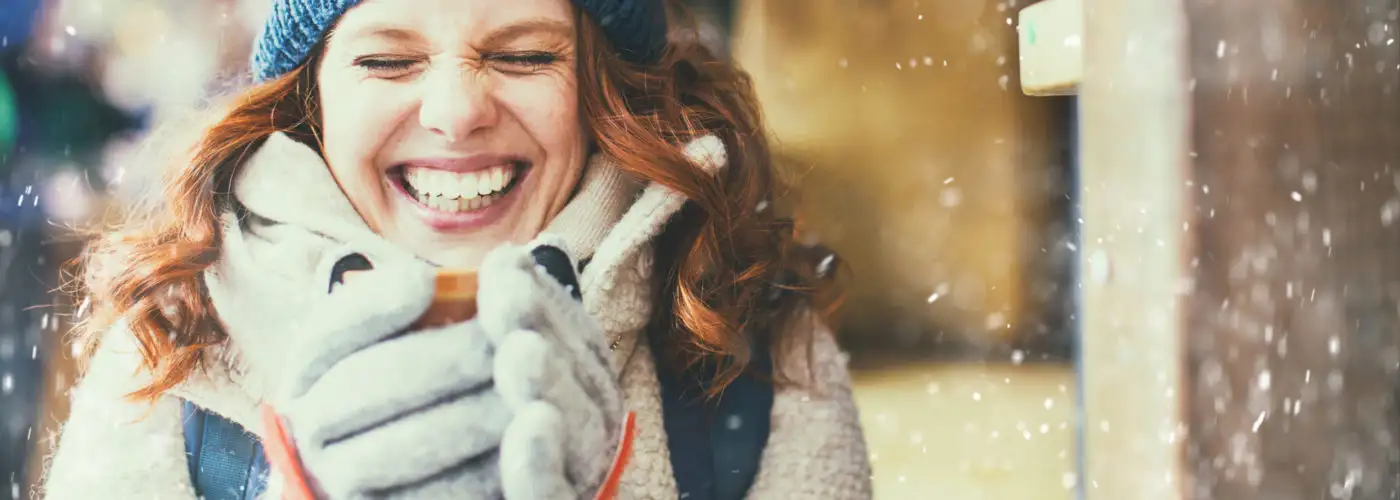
[[479, 237, 625, 500], [272, 256, 512, 499]]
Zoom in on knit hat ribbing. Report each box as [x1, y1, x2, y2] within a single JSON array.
[[250, 0, 667, 83]]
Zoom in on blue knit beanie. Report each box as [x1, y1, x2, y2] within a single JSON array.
[[250, 0, 667, 82]]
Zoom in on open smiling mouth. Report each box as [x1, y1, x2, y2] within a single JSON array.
[[392, 162, 528, 213]]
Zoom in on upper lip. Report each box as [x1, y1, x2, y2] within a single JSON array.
[[398, 155, 527, 173]]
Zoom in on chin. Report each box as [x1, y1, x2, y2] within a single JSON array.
[[395, 213, 532, 269], [425, 247, 489, 269]]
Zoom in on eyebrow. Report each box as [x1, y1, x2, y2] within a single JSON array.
[[480, 18, 575, 46], [330, 18, 575, 47]]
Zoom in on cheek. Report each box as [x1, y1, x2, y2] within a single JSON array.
[[320, 77, 389, 164], [501, 79, 586, 179], [506, 80, 581, 144], [317, 72, 410, 222]]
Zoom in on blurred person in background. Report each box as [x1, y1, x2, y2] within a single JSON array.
[[39, 0, 871, 499], [3, 0, 145, 495]]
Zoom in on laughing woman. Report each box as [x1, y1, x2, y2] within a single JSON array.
[[40, 0, 871, 498]]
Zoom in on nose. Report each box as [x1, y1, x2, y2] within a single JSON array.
[[418, 66, 499, 142]]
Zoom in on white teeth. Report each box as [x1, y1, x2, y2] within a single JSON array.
[[441, 193, 496, 213], [404, 163, 517, 211], [460, 175, 478, 197], [415, 190, 502, 213]]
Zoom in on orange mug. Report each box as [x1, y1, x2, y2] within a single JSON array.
[[337, 268, 480, 327], [414, 268, 479, 327]]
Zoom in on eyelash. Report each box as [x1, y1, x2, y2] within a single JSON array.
[[353, 52, 560, 77], [356, 58, 417, 71], [488, 52, 559, 69]]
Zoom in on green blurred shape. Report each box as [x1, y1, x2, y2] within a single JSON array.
[[0, 68, 14, 157]]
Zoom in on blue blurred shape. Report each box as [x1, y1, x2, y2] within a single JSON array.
[[0, 0, 43, 45]]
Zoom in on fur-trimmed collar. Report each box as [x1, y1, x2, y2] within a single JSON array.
[[177, 131, 726, 434]]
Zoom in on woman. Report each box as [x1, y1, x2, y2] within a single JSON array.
[[41, 0, 871, 498]]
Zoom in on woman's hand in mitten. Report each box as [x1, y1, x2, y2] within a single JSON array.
[[476, 239, 625, 499], [271, 256, 520, 499]]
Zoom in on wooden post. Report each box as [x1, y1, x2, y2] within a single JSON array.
[[1078, 0, 1192, 498]]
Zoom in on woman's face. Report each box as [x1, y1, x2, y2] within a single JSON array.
[[317, 0, 586, 268]]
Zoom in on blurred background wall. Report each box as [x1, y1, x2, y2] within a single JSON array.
[[731, 2, 1078, 495], [0, 1, 1081, 498], [735, 0, 1074, 361]]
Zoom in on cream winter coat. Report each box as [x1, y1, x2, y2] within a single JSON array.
[[39, 133, 872, 499]]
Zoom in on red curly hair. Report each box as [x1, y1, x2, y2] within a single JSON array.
[[71, 4, 839, 401]]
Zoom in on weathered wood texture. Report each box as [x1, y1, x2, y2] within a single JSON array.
[[1184, 0, 1400, 498]]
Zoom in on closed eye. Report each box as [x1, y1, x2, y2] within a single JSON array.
[[353, 56, 421, 78], [486, 51, 560, 73], [356, 58, 416, 70]]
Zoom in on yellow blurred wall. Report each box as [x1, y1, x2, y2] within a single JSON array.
[[733, 0, 1059, 348], [854, 363, 1077, 499]]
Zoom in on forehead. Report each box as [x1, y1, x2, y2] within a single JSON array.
[[332, 0, 576, 42]]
